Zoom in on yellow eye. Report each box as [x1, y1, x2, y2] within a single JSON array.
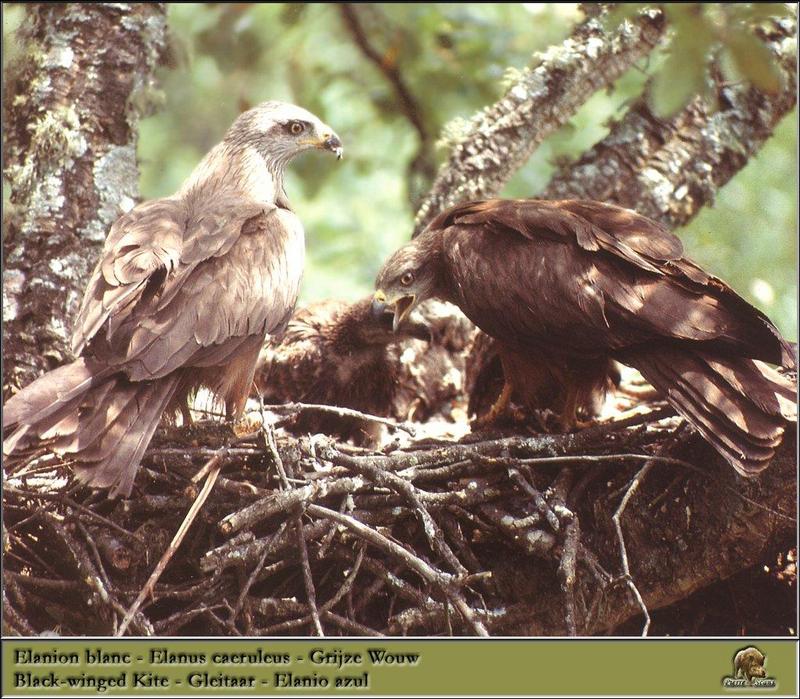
[[289, 121, 304, 135], [400, 272, 414, 286]]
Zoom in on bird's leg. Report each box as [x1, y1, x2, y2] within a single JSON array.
[[616, 384, 660, 401], [227, 394, 263, 437], [179, 402, 194, 428], [473, 377, 514, 428]]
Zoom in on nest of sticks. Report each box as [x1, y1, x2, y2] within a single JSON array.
[[3, 383, 796, 638]]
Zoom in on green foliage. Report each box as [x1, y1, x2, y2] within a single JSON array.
[[605, 3, 792, 116]]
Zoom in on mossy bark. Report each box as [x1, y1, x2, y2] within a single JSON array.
[[2, 3, 167, 396], [412, 7, 667, 235], [543, 17, 797, 225]]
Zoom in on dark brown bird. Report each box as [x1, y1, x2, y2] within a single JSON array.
[[256, 297, 460, 445], [373, 198, 797, 476], [3, 101, 342, 496]]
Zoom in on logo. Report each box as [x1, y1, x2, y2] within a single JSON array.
[[722, 646, 776, 689]]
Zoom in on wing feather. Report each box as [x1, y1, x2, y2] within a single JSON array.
[[435, 198, 793, 366], [71, 194, 303, 385]]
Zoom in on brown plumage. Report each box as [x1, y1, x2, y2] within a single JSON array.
[[256, 297, 468, 445], [373, 198, 797, 476], [3, 101, 342, 496], [392, 299, 476, 424]]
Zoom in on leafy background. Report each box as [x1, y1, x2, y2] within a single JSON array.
[[3, 3, 797, 337]]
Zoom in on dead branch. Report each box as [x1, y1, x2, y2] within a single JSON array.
[[338, 3, 436, 204]]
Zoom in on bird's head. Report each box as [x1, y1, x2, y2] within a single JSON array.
[[372, 237, 441, 333], [225, 101, 342, 163]]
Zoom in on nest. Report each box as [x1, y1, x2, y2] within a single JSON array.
[[3, 398, 796, 637]]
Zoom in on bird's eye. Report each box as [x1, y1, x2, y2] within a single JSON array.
[[288, 121, 305, 135], [400, 272, 414, 286]]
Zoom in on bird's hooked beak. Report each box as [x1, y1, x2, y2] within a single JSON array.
[[300, 129, 343, 159], [371, 290, 417, 333], [319, 131, 343, 159]]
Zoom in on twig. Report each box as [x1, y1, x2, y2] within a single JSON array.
[[319, 445, 468, 576], [116, 445, 225, 636], [295, 516, 324, 636], [231, 542, 273, 632], [218, 476, 368, 535], [307, 503, 488, 636], [2, 587, 37, 635], [264, 401, 416, 436], [338, 3, 435, 201], [558, 514, 581, 636], [611, 458, 653, 636], [5, 570, 82, 593], [3, 485, 143, 543], [261, 409, 325, 637]]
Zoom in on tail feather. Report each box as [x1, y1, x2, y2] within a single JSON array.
[[72, 376, 179, 497], [3, 358, 110, 431], [626, 346, 795, 476], [4, 364, 180, 497], [670, 364, 784, 444], [54, 381, 140, 459], [640, 356, 775, 468], [703, 355, 796, 419]]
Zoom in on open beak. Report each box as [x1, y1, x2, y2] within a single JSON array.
[[371, 290, 416, 333]]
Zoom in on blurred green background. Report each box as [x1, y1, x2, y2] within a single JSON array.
[[3, 3, 797, 338]]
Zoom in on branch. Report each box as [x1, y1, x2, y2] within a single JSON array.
[[413, 7, 666, 234], [543, 14, 798, 227], [4, 400, 795, 635], [338, 3, 436, 204]]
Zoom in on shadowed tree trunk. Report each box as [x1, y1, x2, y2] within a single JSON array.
[[2, 3, 167, 398]]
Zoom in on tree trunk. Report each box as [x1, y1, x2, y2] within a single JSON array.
[[2, 3, 167, 397]]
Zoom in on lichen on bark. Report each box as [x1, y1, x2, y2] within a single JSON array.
[[2, 3, 167, 396], [413, 7, 667, 235], [542, 15, 797, 228]]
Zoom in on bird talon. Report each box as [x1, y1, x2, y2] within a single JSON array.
[[472, 379, 514, 429], [232, 413, 263, 438]]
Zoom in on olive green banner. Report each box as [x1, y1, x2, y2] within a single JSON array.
[[1, 639, 796, 696]]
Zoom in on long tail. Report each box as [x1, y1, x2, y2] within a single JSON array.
[[4, 359, 179, 497], [624, 346, 796, 476]]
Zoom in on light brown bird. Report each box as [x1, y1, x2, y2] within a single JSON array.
[[3, 101, 342, 496], [373, 198, 797, 476]]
